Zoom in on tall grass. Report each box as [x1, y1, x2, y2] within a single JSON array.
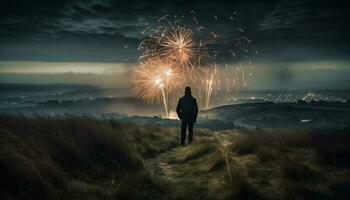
[[233, 128, 350, 167], [0, 114, 174, 199], [230, 128, 350, 199]]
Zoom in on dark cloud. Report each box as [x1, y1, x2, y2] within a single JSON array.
[[0, 0, 349, 62]]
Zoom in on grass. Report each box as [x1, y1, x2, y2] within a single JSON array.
[[0, 114, 174, 199], [0, 114, 350, 199], [229, 128, 350, 199]]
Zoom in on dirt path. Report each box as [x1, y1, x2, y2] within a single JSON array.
[[146, 148, 179, 182], [143, 132, 250, 199], [146, 132, 234, 183]]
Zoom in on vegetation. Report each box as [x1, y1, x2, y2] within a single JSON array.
[[0, 114, 349, 199], [0, 114, 174, 200]]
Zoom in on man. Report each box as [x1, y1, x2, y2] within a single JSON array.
[[176, 86, 198, 145]]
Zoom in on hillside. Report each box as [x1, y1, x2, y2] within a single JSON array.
[[201, 102, 350, 129], [1, 115, 350, 199]]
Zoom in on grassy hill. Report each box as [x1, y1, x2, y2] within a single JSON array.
[[0, 115, 350, 200]]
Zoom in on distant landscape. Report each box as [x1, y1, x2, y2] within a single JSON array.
[[1, 83, 349, 129]]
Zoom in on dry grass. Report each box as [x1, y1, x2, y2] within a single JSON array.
[[229, 128, 350, 200], [0, 114, 173, 200], [0, 114, 349, 200]]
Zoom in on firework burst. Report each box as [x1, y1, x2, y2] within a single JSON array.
[[131, 58, 181, 116], [158, 27, 194, 64], [139, 26, 208, 79]]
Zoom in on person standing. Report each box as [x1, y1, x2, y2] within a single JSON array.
[[176, 86, 198, 145]]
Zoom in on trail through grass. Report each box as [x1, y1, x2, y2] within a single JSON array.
[[1, 115, 350, 200], [145, 129, 350, 200], [144, 130, 260, 200]]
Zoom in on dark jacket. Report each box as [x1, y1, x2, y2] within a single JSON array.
[[176, 94, 198, 122]]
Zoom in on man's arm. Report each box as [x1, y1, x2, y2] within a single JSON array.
[[176, 98, 182, 119], [193, 99, 198, 122]]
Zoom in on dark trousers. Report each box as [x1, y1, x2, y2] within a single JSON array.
[[181, 120, 194, 145]]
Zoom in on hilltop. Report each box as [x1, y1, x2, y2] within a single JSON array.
[[0, 115, 350, 199]]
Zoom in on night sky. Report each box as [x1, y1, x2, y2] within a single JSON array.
[[0, 0, 350, 89]]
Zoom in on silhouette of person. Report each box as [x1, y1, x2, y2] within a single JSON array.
[[176, 86, 198, 145]]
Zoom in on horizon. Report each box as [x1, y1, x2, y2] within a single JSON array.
[[0, 60, 349, 90]]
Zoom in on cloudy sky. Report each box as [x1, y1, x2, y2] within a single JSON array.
[[0, 0, 349, 89]]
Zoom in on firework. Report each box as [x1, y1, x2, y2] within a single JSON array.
[[132, 11, 256, 114], [131, 58, 181, 117], [139, 26, 207, 78], [159, 27, 194, 65]]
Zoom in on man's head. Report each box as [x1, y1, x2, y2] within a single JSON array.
[[185, 86, 191, 95]]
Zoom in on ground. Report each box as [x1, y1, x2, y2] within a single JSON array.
[[1, 115, 350, 200]]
